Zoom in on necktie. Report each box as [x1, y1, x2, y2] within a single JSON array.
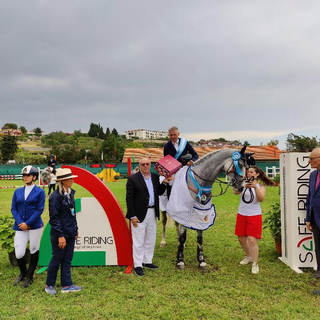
[[316, 173, 320, 190]]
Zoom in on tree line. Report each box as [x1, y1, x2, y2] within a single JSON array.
[[0, 123, 165, 164], [0, 122, 319, 164]]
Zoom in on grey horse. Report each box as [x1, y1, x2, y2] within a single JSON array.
[[40, 167, 52, 190], [163, 147, 251, 270]]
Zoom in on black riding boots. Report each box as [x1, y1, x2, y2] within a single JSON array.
[[21, 250, 39, 288], [13, 251, 40, 288], [14, 256, 27, 286]]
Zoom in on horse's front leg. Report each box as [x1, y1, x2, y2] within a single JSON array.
[[160, 210, 167, 248], [175, 221, 181, 242], [197, 230, 206, 269], [176, 226, 186, 270]]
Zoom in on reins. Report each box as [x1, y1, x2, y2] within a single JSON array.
[[211, 178, 231, 197], [190, 168, 215, 183], [187, 173, 232, 199], [241, 176, 255, 204], [188, 167, 235, 199], [188, 168, 213, 201]]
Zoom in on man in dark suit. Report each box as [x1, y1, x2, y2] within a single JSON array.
[[163, 126, 199, 199], [306, 147, 320, 294], [164, 126, 199, 166], [126, 158, 167, 276]]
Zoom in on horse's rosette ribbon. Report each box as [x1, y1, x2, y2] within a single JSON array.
[[231, 151, 243, 176]]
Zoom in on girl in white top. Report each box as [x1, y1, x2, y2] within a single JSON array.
[[235, 166, 275, 274], [48, 168, 57, 196]]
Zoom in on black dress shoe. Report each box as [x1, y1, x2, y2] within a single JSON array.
[[313, 271, 320, 279], [134, 267, 145, 277], [143, 263, 159, 269]]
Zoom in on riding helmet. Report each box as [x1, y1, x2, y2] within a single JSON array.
[[21, 165, 39, 180]]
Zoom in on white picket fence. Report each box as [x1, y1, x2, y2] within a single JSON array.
[[265, 166, 280, 178]]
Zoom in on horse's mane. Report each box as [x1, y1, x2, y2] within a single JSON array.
[[194, 148, 234, 166]]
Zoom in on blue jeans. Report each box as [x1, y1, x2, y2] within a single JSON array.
[[46, 234, 75, 287]]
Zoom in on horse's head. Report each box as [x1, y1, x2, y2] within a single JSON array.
[[224, 157, 246, 193], [224, 146, 255, 193]]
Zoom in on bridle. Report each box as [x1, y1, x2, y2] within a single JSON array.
[[224, 161, 246, 188], [187, 152, 247, 202]]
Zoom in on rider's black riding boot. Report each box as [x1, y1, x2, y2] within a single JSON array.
[[21, 250, 39, 288], [14, 256, 27, 286]]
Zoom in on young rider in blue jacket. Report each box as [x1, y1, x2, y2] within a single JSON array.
[[11, 165, 45, 287]]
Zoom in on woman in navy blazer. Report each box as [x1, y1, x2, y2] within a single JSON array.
[[45, 168, 82, 295], [11, 166, 45, 288]]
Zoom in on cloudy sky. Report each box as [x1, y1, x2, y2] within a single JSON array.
[[1, 0, 319, 149]]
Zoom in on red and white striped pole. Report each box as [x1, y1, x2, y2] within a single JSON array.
[[0, 185, 23, 189]]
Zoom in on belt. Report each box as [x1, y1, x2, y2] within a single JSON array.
[[147, 205, 155, 209]]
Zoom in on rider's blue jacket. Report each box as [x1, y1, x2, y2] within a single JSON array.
[[11, 185, 45, 230]]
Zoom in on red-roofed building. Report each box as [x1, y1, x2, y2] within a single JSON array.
[[0, 129, 23, 137], [122, 145, 282, 177]]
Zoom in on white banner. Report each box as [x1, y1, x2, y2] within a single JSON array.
[[280, 153, 316, 273]]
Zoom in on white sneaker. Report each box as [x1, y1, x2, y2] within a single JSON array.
[[252, 263, 259, 274], [240, 256, 252, 265]]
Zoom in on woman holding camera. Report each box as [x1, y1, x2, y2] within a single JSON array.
[[235, 166, 275, 274]]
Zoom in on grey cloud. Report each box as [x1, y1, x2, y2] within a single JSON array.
[[0, 0, 320, 147]]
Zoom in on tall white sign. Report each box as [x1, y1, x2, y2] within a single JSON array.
[[279, 153, 316, 273]]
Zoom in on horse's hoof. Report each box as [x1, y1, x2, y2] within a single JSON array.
[[199, 262, 207, 268], [160, 242, 166, 248], [176, 262, 185, 270]]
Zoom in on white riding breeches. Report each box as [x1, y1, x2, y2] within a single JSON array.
[[14, 228, 43, 259]]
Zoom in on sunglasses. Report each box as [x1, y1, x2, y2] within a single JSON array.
[[140, 163, 150, 166]]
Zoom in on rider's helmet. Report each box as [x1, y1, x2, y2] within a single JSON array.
[[21, 165, 39, 181]]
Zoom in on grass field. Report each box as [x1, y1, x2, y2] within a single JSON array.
[[1, 178, 320, 319]]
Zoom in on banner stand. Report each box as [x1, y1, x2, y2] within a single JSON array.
[[38, 166, 133, 271], [279, 153, 316, 273]]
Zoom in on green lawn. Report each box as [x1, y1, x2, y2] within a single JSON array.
[[1, 179, 320, 319]]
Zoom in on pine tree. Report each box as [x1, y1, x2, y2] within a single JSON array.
[[0, 135, 18, 161]]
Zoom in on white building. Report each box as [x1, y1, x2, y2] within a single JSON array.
[[125, 129, 168, 140]]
